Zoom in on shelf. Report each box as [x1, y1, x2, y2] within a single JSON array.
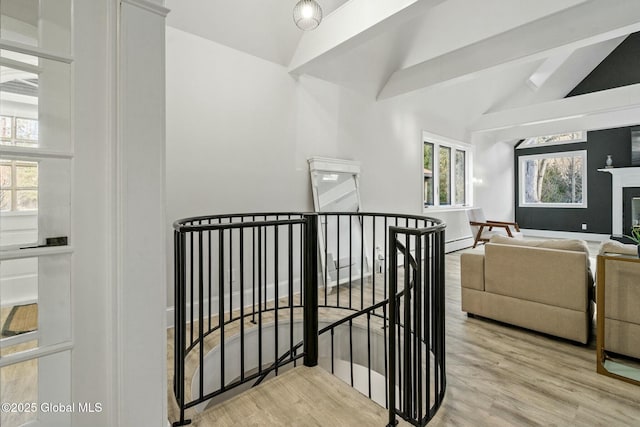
[[0, 245, 73, 261]]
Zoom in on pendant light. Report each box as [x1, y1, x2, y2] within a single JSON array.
[[293, 0, 323, 31]]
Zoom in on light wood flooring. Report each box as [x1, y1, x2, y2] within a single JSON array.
[[0, 306, 38, 427], [187, 365, 411, 427], [168, 243, 640, 426]]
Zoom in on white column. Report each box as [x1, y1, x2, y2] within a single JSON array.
[[116, 1, 169, 426]]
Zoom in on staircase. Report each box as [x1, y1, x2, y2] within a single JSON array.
[[170, 212, 447, 426]]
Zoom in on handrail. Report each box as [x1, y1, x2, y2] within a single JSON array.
[[171, 212, 446, 427]]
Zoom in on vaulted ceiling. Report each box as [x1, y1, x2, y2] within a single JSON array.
[[166, 0, 640, 143]]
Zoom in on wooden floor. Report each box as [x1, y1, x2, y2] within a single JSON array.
[[3, 242, 640, 426], [0, 307, 38, 427], [168, 243, 640, 427], [185, 366, 411, 427]]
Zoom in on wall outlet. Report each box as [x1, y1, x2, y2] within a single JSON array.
[[581, 223, 587, 230]]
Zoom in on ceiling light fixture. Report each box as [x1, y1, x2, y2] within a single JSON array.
[[293, 0, 323, 31]]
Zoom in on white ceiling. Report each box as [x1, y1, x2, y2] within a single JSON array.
[[166, 0, 350, 66], [166, 0, 640, 143]]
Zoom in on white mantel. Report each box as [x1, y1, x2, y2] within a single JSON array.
[[598, 167, 640, 234]]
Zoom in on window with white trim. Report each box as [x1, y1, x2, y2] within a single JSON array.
[[423, 137, 471, 208], [518, 131, 586, 149], [0, 159, 38, 211], [518, 150, 587, 208]]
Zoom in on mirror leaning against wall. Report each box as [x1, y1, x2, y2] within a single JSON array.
[[308, 157, 372, 289]]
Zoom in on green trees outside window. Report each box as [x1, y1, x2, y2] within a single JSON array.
[[520, 151, 586, 207], [424, 140, 469, 208]]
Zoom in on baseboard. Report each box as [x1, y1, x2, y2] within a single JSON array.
[[520, 229, 610, 242], [445, 237, 474, 253]]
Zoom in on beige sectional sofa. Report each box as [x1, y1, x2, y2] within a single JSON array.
[[461, 236, 594, 344]]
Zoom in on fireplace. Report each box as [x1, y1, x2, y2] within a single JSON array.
[[599, 167, 640, 235], [623, 187, 640, 233]]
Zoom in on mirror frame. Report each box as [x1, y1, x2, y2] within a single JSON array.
[[308, 157, 371, 287]]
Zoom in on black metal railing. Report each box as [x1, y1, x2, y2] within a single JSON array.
[[172, 212, 445, 427], [388, 224, 446, 426]]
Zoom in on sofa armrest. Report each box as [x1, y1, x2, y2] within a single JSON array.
[[461, 251, 485, 291]]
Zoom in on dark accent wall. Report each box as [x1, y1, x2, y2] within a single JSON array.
[[568, 32, 640, 96], [514, 32, 640, 234], [515, 127, 634, 234]]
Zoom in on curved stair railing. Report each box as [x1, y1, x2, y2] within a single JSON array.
[[171, 212, 446, 427]]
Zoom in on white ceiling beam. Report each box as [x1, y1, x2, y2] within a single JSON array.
[[378, 0, 640, 100], [469, 83, 640, 141], [288, 0, 444, 75]]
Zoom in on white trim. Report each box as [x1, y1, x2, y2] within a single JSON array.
[[422, 131, 473, 210], [445, 237, 474, 253], [422, 130, 472, 149], [121, 0, 170, 17], [0, 341, 72, 368], [0, 210, 38, 217], [114, 1, 125, 425], [517, 131, 587, 149], [308, 156, 361, 175], [0, 330, 39, 348], [518, 150, 588, 208], [520, 229, 610, 242], [0, 145, 74, 159], [106, 0, 119, 425], [0, 246, 73, 261], [0, 39, 73, 64], [0, 57, 42, 74], [598, 167, 640, 234]]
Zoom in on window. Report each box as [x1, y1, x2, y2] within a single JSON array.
[[423, 143, 434, 206], [423, 135, 471, 208], [0, 159, 38, 211], [439, 146, 451, 205], [0, 115, 39, 146], [519, 150, 587, 208], [518, 131, 586, 148], [455, 149, 466, 205]]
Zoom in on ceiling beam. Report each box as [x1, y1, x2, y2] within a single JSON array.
[[378, 0, 640, 100], [288, 0, 444, 75], [469, 83, 640, 141]]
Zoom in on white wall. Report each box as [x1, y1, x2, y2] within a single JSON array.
[[166, 27, 341, 219], [472, 137, 517, 221], [166, 27, 473, 308]]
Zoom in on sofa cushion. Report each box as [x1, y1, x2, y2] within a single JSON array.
[[489, 235, 589, 254], [484, 243, 589, 311], [489, 235, 594, 294], [598, 239, 638, 256]]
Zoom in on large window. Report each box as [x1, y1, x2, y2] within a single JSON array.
[[518, 150, 587, 208], [423, 136, 470, 208]]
